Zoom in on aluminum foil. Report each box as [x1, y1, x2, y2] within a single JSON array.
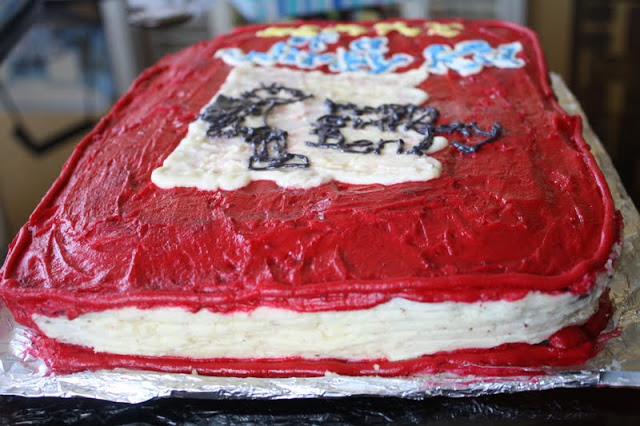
[[1, 74, 639, 403]]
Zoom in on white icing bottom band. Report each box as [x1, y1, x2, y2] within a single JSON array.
[[33, 279, 605, 361]]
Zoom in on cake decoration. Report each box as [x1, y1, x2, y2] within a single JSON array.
[[201, 79, 504, 172], [306, 100, 502, 155], [424, 40, 525, 76], [152, 63, 447, 190], [424, 22, 464, 37], [287, 32, 339, 52], [257, 21, 427, 38], [220, 26, 525, 77], [200, 83, 312, 170], [257, 24, 325, 37], [373, 21, 422, 36], [216, 34, 414, 74]]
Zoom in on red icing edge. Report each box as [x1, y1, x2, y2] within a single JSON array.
[[0, 19, 620, 375]]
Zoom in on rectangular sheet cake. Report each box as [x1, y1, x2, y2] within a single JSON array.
[[0, 19, 619, 377]]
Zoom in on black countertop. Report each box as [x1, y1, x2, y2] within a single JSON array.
[[2, 388, 640, 425]]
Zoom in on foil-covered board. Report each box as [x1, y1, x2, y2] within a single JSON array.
[[1, 74, 639, 403]]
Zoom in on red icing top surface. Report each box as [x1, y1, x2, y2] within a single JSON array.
[[0, 20, 618, 327]]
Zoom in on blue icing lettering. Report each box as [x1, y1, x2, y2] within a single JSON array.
[[278, 44, 302, 66], [493, 42, 526, 69], [332, 47, 366, 72], [297, 51, 334, 68], [330, 37, 413, 74], [216, 34, 413, 74], [246, 41, 286, 66], [424, 40, 525, 76], [350, 36, 386, 52], [368, 52, 413, 74], [215, 48, 246, 65], [277, 45, 333, 68], [288, 32, 339, 52], [422, 44, 448, 74]]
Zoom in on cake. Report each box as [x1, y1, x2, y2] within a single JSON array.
[[0, 19, 619, 377]]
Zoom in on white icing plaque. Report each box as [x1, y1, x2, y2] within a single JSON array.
[[152, 64, 446, 191]]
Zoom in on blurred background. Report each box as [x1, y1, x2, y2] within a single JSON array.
[[1, 0, 638, 258]]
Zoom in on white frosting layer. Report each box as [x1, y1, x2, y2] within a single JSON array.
[[151, 64, 447, 191], [34, 281, 604, 361]]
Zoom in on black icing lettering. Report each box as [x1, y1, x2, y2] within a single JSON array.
[[306, 100, 502, 156], [200, 84, 312, 171], [200, 83, 504, 172]]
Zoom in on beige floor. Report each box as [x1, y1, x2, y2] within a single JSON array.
[[0, 113, 92, 242]]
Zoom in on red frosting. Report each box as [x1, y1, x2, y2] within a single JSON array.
[[0, 19, 619, 375]]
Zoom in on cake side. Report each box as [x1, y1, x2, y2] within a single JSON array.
[[28, 290, 614, 377]]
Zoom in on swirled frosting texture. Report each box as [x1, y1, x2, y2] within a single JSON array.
[[0, 20, 618, 371]]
